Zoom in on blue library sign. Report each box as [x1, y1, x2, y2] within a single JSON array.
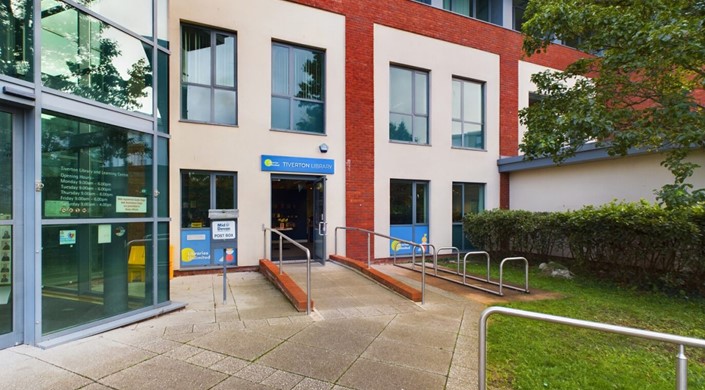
[[261, 155, 334, 175]]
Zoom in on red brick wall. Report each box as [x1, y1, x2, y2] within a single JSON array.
[[287, 0, 586, 257]]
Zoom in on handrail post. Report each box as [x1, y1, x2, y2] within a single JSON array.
[[421, 247, 426, 305], [306, 249, 311, 315], [263, 226, 267, 260], [676, 345, 687, 390], [367, 232, 371, 269], [484, 252, 490, 282], [279, 235, 283, 275]]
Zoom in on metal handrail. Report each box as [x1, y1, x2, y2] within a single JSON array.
[[333, 226, 427, 304], [262, 225, 312, 315], [478, 306, 705, 390]]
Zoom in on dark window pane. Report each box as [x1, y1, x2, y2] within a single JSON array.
[[157, 223, 169, 303], [41, 112, 153, 219], [390, 113, 412, 142], [293, 100, 324, 133], [157, 50, 169, 133], [0, 112, 12, 217], [415, 183, 427, 224], [181, 172, 210, 228], [41, 222, 153, 334], [215, 175, 234, 210], [157, 137, 168, 218], [390, 181, 412, 225], [0, 0, 33, 81], [452, 184, 462, 222]]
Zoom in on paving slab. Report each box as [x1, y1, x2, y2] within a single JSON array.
[[257, 341, 357, 382], [337, 358, 447, 390], [0, 260, 502, 390]]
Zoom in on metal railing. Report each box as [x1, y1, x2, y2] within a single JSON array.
[[262, 225, 312, 315], [333, 226, 427, 304], [397, 247, 529, 296], [478, 306, 705, 390]]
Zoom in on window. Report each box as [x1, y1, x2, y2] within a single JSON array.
[[181, 24, 237, 125], [452, 78, 484, 149], [452, 182, 484, 250], [390, 66, 429, 144], [41, 1, 153, 113], [444, 0, 495, 23], [271, 43, 325, 134], [0, 0, 33, 81], [390, 180, 429, 255], [512, 0, 528, 31], [181, 171, 237, 229]]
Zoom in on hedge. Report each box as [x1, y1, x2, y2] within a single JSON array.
[[463, 202, 705, 292]]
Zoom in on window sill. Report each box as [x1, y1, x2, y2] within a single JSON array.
[[179, 119, 239, 128], [451, 146, 487, 152], [389, 140, 432, 147], [269, 128, 327, 136]]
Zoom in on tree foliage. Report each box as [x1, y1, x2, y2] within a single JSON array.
[[519, 0, 705, 207]]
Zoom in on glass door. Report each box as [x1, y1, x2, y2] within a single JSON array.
[[0, 107, 22, 348], [312, 177, 326, 263]]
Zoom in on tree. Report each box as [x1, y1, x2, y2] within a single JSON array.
[[519, 0, 705, 207]]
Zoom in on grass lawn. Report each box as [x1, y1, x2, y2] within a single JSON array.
[[436, 257, 705, 389]]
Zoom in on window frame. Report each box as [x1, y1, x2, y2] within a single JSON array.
[[180, 170, 238, 229], [270, 41, 326, 134], [389, 65, 430, 145], [180, 23, 238, 126], [452, 182, 485, 250], [451, 76, 485, 150]]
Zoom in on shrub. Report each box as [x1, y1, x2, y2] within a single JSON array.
[[463, 202, 705, 293]]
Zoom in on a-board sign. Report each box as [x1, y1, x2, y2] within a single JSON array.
[[212, 221, 236, 240]]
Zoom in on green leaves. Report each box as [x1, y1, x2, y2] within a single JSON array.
[[520, 0, 705, 207], [463, 202, 705, 293]]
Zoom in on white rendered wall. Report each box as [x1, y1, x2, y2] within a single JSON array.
[[168, 0, 346, 268], [517, 60, 559, 154], [373, 24, 501, 257], [509, 151, 705, 211]]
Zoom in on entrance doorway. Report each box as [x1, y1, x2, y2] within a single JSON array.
[[0, 107, 23, 348], [271, 175, 326, 263]]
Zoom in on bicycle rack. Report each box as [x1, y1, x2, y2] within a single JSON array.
[[395, 248, 529, 296]]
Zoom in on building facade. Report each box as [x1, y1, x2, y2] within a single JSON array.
[[168, 0, 584, 274], [0, 0, 174, 349], [0, 0, 591, 349]]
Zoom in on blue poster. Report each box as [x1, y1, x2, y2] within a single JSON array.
[[389, 225, 430, 256], [180, 229, 212, 267]]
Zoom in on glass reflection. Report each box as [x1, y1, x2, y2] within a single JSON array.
[[73, 0, 152, 38], [41, 0, 153, 114], [0, 0, 33, 81], [0, 112, 12, 218], [41, 112, 153, 219], [41, 222, 153, 334]]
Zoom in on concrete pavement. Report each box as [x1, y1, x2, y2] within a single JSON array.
[[0, 261, 489, 390]]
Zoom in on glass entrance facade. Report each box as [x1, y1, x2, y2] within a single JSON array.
[[0, 111, 14, 340], [0, 0, 170, 346]]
